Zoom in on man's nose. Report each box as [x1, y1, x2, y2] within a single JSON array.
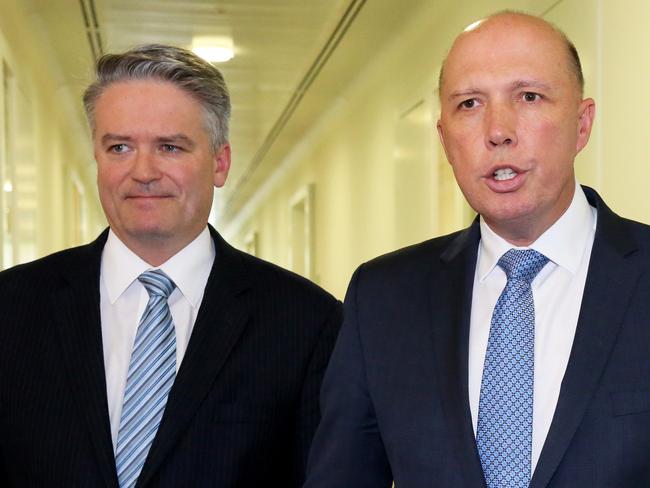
[[131, 149, 162, 183], [485, 103, 517, 148]]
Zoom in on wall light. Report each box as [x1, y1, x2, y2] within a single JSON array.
[[191, 36, 234, 63], [3, 181, 12, 193]]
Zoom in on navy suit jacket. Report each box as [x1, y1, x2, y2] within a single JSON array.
[[0, 226, 342, 487], [305, 186, 650, 487]]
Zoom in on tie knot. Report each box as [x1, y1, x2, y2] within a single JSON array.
[[497, 249, 549, 284], [138, 269, 175, 298]]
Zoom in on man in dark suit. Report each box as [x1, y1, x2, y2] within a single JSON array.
[[0, 44, 341, 487], [305, 11, 650, 488]]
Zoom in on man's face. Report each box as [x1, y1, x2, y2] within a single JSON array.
[[94, 80, 230, 260], [437, 15, 594, 244]]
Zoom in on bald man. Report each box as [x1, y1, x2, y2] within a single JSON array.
[[304, 11, 650, 488]]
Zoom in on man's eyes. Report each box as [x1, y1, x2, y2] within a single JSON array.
[[459, 98, 479, 110], [161, 144, 182, 153], [107, 144, 183, 154], [522, 92, 542, 102], [455, 92, 542, 110], [108, 144, 129, 153]]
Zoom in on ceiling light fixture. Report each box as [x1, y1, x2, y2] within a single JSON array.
[[191, 36, 234, 63]]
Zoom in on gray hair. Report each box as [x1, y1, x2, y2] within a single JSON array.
[[83, 43, 231, 149]]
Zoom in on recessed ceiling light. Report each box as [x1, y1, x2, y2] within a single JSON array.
[[191, 36, 234, 63]]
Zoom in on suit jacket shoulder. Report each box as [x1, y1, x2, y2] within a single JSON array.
[[207, 227, 340, 330], [0, 230, 105, 289], [233, 245, 339, 313], [351, 224, 480, 300]]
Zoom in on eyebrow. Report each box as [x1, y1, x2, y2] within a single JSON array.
[[156, 134, 196, 149], [446, 79, 554, 101], [100, 133, 133, 145], [510, 79, 553, 91], [447, 88, 482, 100]]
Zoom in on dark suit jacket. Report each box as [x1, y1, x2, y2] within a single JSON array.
[[0, 225, 342, 487], [305, 186, 650, 488]]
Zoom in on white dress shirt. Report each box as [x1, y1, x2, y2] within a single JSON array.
[[99, 227, 215, 451], [468, 182, 597, 472]]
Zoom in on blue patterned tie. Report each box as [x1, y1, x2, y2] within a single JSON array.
[[476, 249, 549, 488], [115, 270, 177, 488]]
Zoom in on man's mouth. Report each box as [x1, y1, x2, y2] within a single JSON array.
[[126, 194, 171, 199], [493, 168, 518, 181]]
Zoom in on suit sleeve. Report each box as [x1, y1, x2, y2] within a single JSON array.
[[303, 267, 393, 488], [289, 298, 343, 486]]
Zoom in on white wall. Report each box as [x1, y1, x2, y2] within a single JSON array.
[[0, 1, 104, 268]]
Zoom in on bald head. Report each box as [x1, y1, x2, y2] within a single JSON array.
[[435, 9, 596, 245], [439, 12, 584, 98]]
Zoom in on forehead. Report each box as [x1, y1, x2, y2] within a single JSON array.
[[93, 80, 207, 137], [95, 80, 202, 116], [442, 16, 574, 95]]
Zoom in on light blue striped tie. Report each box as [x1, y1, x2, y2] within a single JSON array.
[[115, 269, 177, 488], [476, 249, 549, 488]]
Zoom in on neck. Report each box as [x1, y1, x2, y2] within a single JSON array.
[[113, 228, 206, 267], [485, 182, 576, 247], [485, 207, 569, 248]]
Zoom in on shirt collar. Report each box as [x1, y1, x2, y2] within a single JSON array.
[[477, 182, 596, 281], [101, 227, 215, 308]]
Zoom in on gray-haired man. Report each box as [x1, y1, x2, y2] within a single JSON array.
[[0, 44, 341, 488]]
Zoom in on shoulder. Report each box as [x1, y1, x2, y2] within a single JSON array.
[[0, 241, 99, 293], [210, 226, 338, 315], [617, 216, 650, 243], [235, 249, 339, 313], [607, 216, 650, 270], [588, 186, 650, 258], [356, 228, 470, 283], [217, 248, 343, 347]]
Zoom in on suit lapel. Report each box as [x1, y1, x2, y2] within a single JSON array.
[[51, 230, 119, 488], [530, 187, 641, 488], [137, 227, 253, 487], [432, 221, 488, 487]]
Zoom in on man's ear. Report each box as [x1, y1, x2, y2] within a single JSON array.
[[437, 120, 452, 165], [576, 98, 596, 154], [213, 144, 231, 188]]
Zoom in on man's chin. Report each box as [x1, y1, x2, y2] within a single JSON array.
[[480, 202, 539, 229], [114, 224, 175, 246], [127, 228, 174, 242], [122, 223, 206, 247]]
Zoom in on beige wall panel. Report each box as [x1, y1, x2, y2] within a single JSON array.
[[598, 0, 650, 222]]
